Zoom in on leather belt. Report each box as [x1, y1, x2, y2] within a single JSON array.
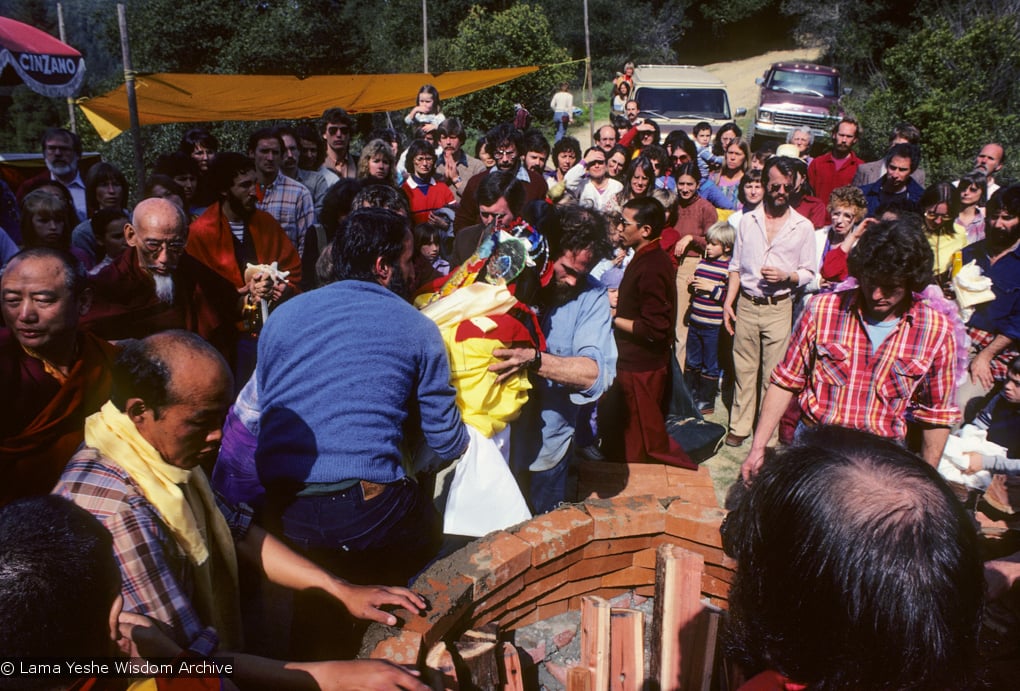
[[741, 289, 792, 306]]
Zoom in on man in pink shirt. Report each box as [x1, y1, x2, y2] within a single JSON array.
[[722, 157, 816, 447]]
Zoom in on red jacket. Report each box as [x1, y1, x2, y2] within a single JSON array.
[[187, 202, 302, 291]]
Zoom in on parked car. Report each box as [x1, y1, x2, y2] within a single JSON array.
[[631, 65, 745, 137], [749, 62, 849, 150]]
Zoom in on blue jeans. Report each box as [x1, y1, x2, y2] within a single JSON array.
[[527, 447, 574, 515], [266, 476, 441, 587], [554, 112, 570, 142], [686, 321, 722, 378]]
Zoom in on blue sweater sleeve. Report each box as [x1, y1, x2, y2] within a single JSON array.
[[417, 320, 470, 460]]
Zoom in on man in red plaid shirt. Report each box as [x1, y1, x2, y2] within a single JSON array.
[[742, 217, 960, 480]]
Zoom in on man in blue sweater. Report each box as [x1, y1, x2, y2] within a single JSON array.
[[256, 207, 469, 592]]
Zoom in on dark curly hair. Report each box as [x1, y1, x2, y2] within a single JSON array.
[[846, 216, 933, 293], [544, 204, 613, 262]]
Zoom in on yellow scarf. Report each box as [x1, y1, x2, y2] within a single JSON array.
[[84, 401, 241, 649]]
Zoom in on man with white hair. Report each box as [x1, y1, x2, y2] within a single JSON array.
[[84, 198, 241, 363]]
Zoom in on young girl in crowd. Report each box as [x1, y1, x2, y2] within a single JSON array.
[[413, 221, 450, 288], [88, 208, 130, 275], [404, 84, 445, 134], [20, 189, 90, 267]]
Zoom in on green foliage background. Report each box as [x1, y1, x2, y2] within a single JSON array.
[[4, 0, 1020, 189]]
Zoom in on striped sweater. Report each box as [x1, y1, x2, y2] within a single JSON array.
[[688, 256, 730, 327]]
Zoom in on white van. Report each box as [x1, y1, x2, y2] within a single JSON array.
[[630, 65, 745, 136]]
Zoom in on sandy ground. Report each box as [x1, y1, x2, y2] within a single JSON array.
[[703, 46, 823, 118]]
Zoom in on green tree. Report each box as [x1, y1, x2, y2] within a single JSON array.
[[442, 4, 572, 133], [850, 16, 1020, 181]]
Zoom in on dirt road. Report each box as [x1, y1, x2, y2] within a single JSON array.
[[702, 46, 822, 116]]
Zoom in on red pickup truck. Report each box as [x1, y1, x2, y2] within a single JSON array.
[[749, 62, 849, 150]]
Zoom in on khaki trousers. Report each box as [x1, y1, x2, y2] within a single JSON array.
[[729, 296, 793, 438], [673, 254, 700, 370]]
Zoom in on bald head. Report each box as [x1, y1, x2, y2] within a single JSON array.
[[113, 331, 232, 469], [596, 125, 618, 152], [125, 197, 189, 277], [976, 143, 1005, 178]]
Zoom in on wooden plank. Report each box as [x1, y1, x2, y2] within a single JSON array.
[[580, 595, 611, 690], [650, 544, 705, 691], [500, 641, 525, 691], [452, 640, 498, 690], [424, 642, 460, 691], [695, 610, 720, 691], [609, 608, 644, 691], [567, 666, 594, 691]]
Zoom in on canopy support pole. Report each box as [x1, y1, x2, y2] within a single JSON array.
[[583, 0, 595, 144], [56, 3, 77, 133], [117, 4, 145, 194]]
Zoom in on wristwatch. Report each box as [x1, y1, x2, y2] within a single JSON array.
[[527, 348, 543, 372]]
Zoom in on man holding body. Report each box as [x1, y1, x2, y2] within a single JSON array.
[[807, 117, 864, 210], [85, 198, 240, 362], [256, 208, 469, 587], [859, 143, 925, 216], [455, 123, 549, 232], [0, 248, 117, 505], [740, 218, 959, 480], [723, 156, 816, 447], [277, 125, 329, 221], [490, 205, 617, 513], [248, 128, 315, 257], [318, 107, 359, 186], [56, 332, 428, 690], [16, 128, 87, 222]]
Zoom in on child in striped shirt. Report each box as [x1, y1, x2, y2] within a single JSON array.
[[685, 221, 734, 414]]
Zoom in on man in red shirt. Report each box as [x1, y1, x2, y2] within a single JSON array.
[[807, 117, 864, 209], [741, 217, 959, 480]]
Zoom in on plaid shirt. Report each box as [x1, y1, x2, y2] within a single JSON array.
[[772, 290, 960, 438], [256, 172, 315, 257], [55, 447, 253, 655]]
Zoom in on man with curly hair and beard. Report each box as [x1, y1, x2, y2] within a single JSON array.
[[490, 205, 616, 514], [741, 216, 960, 481]]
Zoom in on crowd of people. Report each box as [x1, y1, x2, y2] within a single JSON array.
[[1, 72, 1020, 689]]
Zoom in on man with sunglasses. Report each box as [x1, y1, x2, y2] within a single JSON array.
[[722, 156, 816, 448], [318, 107, 359, 186]]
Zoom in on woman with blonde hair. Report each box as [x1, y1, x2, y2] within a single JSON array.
[[357, 139, 397, 187]]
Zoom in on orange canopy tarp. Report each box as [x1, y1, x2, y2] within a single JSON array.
[[77, 67, 539, 141]]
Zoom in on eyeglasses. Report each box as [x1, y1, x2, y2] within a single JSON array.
[[142, 239, 186, 255], [45, 145, 73, 153], [326, 125, 350, 136], [588, 159, 606, 166], [621, 219, 640, 227], [768, 183, 794, 193], [672, 154, 691, 163], [924, 210, 949, 221], [493, 149, 517, 160]]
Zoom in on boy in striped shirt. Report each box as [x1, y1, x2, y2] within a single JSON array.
[[685, 221, 734, 414]]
